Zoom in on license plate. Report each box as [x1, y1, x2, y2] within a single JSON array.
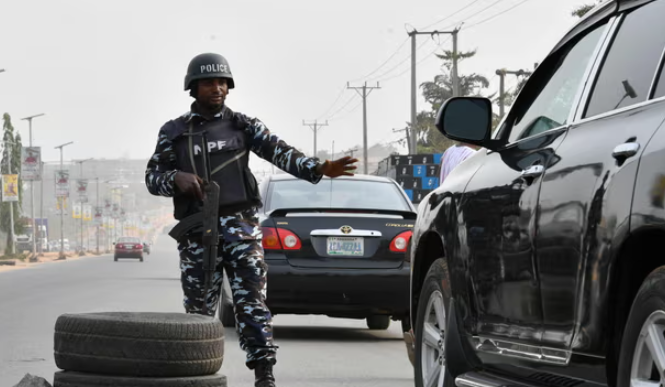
[[326, 237, 364, 257]]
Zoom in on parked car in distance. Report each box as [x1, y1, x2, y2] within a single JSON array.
[[114, 236, 144, 262], [409, 1, 665, 386], [220, 173, 415, 332]]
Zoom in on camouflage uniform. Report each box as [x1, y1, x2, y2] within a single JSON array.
[[145, 104, 323, 369]]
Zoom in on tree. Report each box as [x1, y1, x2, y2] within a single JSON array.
[[572, 2, 600, 18], [0, 113, 24, 255], [413, 49, 493, 153]]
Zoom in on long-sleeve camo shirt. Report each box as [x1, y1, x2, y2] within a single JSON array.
[[145, 105, 324, 198]]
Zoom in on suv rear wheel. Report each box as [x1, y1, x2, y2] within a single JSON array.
[[618, 267, 665, 386], [414, 258, 454, 387]]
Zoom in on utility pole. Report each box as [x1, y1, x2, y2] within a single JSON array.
[[302, 120, 328, 157], [54, 141, 73, 260], [39, 161, 44, 256], [393, 128, 411, 153], [21, 113, 45, 261], [74, 158, 92, 256], [347, 82, 381, 174], [3, 140, 16, 255], [344, 147, 360, 158], [495, 68, 533, 118], [95, 177, 100, 255], [409, 27, 461, 155]]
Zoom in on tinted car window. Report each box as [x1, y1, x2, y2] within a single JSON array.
[[508, 23, 607, 142], [584, 1, 665, 117], [268, 179, 411, 211], [118, 237, 139, 243]]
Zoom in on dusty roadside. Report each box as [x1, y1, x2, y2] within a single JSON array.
[[0, 251, 108, 273]]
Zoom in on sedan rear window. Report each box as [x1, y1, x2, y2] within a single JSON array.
[[268, 179, 411, 211], [117, 237, 140, 243]]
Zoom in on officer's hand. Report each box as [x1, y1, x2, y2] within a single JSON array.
[[175, 172, 204, 200], [318, 156, 359, 178]]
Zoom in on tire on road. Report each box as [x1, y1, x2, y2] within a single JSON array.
[[366, 315, 391, 330], [414, 258, 455, 387], [617, 266, 665, 385], [53, 371, 227, 387], [54, 312, 224, 377]]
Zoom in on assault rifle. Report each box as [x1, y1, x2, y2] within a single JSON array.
[[169, 129, 220, 316]]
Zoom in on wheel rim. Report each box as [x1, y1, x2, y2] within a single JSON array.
[[631, 310, 665, 387], [421, 290, 446, 387]]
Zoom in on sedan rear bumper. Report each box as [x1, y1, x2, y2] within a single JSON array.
[[264, 259, 410, 319], [115, 250, 142, 258]]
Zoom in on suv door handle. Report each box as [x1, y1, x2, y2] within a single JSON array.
[[612, 142, 640, 159], [521, 165, 545, 178]]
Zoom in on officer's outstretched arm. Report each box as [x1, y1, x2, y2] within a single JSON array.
[[145, 126, 179, 197], [243, 116, 324, 184]]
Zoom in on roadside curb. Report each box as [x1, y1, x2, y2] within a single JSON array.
[[0, 253, 112, 273]]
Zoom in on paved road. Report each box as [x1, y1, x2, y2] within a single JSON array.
[[0, 235, 414, 386]]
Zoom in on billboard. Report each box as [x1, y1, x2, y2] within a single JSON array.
[[1, 174, 19, 202], [55, 170, 69, 197], [21, 147, 41, 181]]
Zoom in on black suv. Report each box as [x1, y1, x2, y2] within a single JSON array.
[[408, 1, 665, 386]]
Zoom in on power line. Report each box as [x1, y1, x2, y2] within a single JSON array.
[[380, 37, 452, 83], [317, 36, 409, 121], [349, 37, 411, 83], [419, 0, 483, 30], [316, 86, 346, 120], [325, 94, 359, 121], [466, 0, 534, 29], [328, 99, 363, 122], [366, 38, 431, 82], [435, 0, 511, 32]]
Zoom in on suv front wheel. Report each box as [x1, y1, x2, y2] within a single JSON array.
[[618, 267, 665, 386], [414, 258, 454, 387]]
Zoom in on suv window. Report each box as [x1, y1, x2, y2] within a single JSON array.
[[508, 23, 607, 143], [584, 1, 665, 117]]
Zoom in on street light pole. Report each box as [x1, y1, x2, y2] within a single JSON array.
[[2, 139, 16, 255], [73, 158, 92, 256], [54, 141, 73, 260], [21, 113, 45, 261]]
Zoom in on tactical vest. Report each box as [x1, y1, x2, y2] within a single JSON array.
[[165, 109, 261, 220]]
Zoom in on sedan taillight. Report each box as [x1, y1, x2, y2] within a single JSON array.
[[390, 231, 413, 253], [262, 227, 302, 250]]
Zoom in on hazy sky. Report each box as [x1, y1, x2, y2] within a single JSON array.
[[0, 0, 591, 173]]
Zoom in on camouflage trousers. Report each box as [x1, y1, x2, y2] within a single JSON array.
[[176, 208, 277, 369]]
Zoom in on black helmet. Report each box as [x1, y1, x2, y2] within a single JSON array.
[[184, 53, 235, 91]]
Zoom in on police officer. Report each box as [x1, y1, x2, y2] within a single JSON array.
[[145, 53, 357, 387]]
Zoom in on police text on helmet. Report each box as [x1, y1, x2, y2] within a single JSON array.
[[200, 64, 229, 74]]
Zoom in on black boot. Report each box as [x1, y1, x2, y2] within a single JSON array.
[[254, 360, 276, 387]]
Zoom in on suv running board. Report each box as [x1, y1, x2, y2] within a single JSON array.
[[455, 371, 544, 387]]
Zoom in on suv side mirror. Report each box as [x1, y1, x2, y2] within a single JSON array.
[[435, 97, 494, 148]]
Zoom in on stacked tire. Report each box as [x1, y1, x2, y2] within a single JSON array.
[[52, 312, 227, 387]]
